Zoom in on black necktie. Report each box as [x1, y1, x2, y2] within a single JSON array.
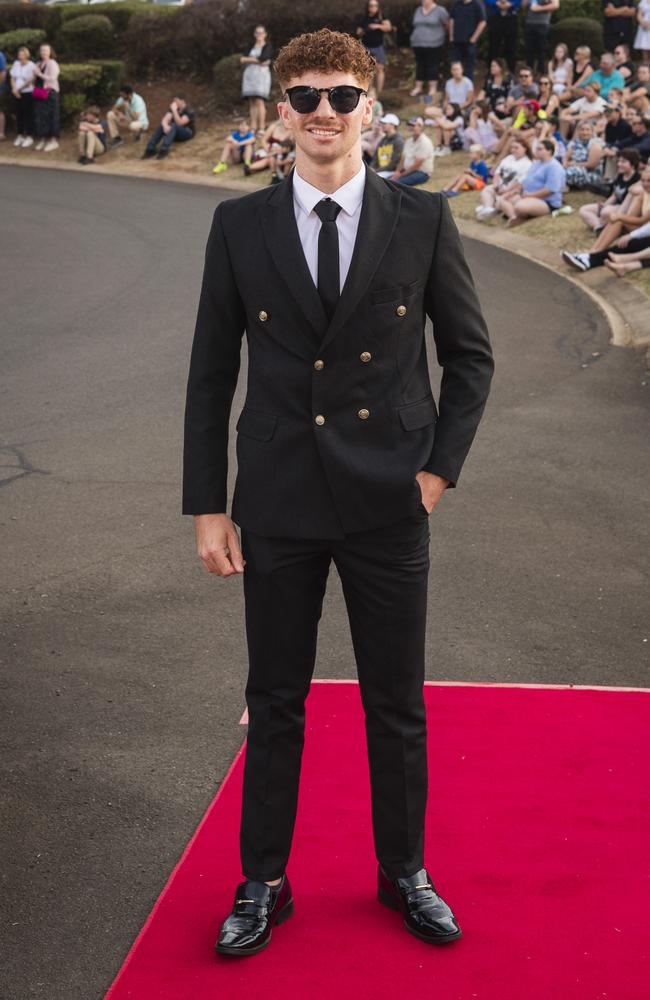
[[313, 198, 342, 321]]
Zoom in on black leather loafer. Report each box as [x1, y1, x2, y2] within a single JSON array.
[[215, 874, 294, 956], [377, 865, 462, 944]]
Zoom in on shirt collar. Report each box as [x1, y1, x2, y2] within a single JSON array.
[[293, 164, 366, 220]]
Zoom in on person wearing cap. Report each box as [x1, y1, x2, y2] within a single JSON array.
[[391, 116, 435, 185], [559, 81, 606, 140], [371, 112, 405, 177]]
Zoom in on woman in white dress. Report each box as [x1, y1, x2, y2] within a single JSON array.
[[241, 25, 273, 136], [635, 0, 650, 64]]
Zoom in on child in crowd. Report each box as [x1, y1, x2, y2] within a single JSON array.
[[213, 118, 256, 174], [77, 105, 107, 165], [441, 143, 490, 197]]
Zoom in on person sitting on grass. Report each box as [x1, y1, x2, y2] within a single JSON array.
[[370, 112, 404, 178], [441, 143, 490, 197], [561, 165, 650, 270], [558, 81, 606, 140], [141, 96, 195, 161], [77, 104, 108, 166], [562, 120, 604, 191], [213, 118, 256, 174], [624, 64, 650, 113], [495, 138, 566, 227], [389, 115, 434, 186], [107, 84, 149, 146], [462, 100, 499, 153], [475, 136, 532, 219], [244, 118, 290, 175], [424, 102, 464, 155], [578, 149, 640, 232], [268, 137, 296, 183], [605, 241, 650, 275]]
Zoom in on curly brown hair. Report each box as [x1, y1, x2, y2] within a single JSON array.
[[274, 28, 376, 89]]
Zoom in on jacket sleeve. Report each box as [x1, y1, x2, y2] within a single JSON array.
[[182, 202, 246, 514], [422, 193, 494, 487]]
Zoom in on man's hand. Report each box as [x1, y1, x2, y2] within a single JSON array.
[[194, 513, 245, 577], [415, 471, 450, 513]]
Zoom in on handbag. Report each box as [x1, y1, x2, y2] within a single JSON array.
[[33, 86, 49, 101]]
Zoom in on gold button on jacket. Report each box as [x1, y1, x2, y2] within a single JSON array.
[[357, 408, 370, 420], [314, 414, 325, 426], [360, 351, 372, 363], [313, 359, 325, 371], [396, 305, 407, 317], [258, 310, 268, 322]]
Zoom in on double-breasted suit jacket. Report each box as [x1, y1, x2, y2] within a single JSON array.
[[183, 167, 494, 539]]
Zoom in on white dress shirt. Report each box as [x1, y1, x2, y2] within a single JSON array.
[[292, 164, 366, 293]]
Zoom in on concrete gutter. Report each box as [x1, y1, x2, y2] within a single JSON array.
[[3, 155, 649, 368]]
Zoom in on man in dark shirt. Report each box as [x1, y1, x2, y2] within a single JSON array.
[[449, 0, 487, 81], [603, 0, 638, 51], [142, 95, 195, 160], [484, 0, 521, 72], [626, 64, 650, 112], [611, 113, 650, 159], [604, 103, 632, 145]]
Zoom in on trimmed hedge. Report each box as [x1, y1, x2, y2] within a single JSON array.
[[0, 27, 47, 60], [0, 3, 60, 36], [122, 7, 182, 76], [59, 2, 147, 34], [550, 17, 604, 59], [59, 61, 102, 120], [213, 53, 246, 112], [58, 14, 115, 61]]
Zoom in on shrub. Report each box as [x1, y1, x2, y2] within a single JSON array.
[[0, 3, 60, 36], [58, 14, 115, 61], [550, 17, 604, 60], [61, 92, 87, 120], [554, 1, 602, 22], [213, 53, 245, 111], [122, 7, 180, 76], [58, 61, 103, 121], [0, 28, 47, 60], [87, 59, 126, 104], [59, 2, 146, 35]]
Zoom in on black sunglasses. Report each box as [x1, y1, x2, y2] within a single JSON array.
[[284, 85, 368, 115]]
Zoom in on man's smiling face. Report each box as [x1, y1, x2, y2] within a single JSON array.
[[277, 71, 373, 166]]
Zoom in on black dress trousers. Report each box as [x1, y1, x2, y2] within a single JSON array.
[[239, 496, 431, 882]]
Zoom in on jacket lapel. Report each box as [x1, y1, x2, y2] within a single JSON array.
[[317, 169, 402, 354], [260, 171, 328, 357]]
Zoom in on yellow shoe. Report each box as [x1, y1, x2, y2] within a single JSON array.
[[212, 161, 227, 174]]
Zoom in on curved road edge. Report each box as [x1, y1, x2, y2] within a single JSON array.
[[3, 156, 649, 368]]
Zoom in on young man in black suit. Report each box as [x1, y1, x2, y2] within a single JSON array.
[[183, 28, 494, 956]]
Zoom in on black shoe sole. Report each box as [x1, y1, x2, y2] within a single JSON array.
[[215, 897, 294, 957], [377, 886, 462, 944]]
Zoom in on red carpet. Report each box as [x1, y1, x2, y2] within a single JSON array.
[[105, 681, 650, 1000]]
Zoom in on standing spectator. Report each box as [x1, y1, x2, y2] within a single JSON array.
[[10, 46, 36, 147], [635, 0, 650, 62], [409, 0, 449, 97], [476, 136, 532, 217], [603, 1, 639, 53], [548, 43, 573, 96], [445, 60, 475, 108], [449, 0, 487, 81], [478, 57, 512, 110], [357, 0, 393, 94], [241, 25, 273, 135], [141, 95, 195, 161], [578, 149, 640, 230], [371, 112, 404, 176], [390, 115, 434, 185], [107, 84, 149, 146], [77, 105, 107, 165], [496, 138, 566, 225], [485, 0, 521, 73], [522, 0, 560, 76], [0, 48, 6, 141], [32, 44, 60, 152], [563, 120, 604, 190], [213, 118, 256, 174]]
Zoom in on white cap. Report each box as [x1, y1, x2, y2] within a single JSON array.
[[379, 113, 400, 126]]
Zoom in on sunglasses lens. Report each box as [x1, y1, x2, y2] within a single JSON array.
[[288, 88, 320, 113], [330, 87, 362, 113]]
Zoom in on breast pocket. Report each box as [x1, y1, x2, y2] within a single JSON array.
[[235, 407, 278, 442], [370, 279, 422, 306]]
